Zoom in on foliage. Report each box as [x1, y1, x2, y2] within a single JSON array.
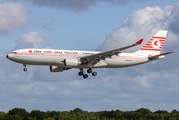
[[73, 108, 82, 113], [26, 117, 36, 120], [8, 108, 29, 120], [60, 117, 74, 120], [1, 108, 179, 120], [0, 112, 6, 120], [44, 117, 55, 120], [30, 110, 47, 120], [1, 114, 22, 120]]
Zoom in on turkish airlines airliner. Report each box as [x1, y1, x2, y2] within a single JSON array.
[[7, 30, 173, 78]]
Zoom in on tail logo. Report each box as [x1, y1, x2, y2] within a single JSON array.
[[141, 37, 165, 51], [138, 30, 167, 53], [152, 39, 161, 49]]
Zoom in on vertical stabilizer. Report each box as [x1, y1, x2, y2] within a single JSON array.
[[135, 30, 168, 55]]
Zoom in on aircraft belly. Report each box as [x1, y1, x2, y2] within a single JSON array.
[[105, 58, 148, 68]]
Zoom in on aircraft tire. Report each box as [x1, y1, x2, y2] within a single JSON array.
[[87, 69, 92, 73], [92, 71, 97, 76], [78, 72, 83, 76], [83, 74, 88, 79], [23, 68, 27, 71]]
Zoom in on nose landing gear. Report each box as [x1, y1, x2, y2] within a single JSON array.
[[23, 64, 27, 71]]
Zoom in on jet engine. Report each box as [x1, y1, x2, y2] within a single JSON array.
[[50, 66, 67, 72], [64, 58, 82, 67]]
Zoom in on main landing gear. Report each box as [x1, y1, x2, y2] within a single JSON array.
[[23, 64, 27, 71], [78, 68, 97, 79]]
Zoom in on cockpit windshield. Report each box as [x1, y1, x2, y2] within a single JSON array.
[[11, 52, 17, 54]]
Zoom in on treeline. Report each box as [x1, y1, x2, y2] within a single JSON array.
[[0, 108, 179, 120]]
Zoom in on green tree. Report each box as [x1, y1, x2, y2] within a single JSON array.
[[173, 113, 179, 120], [135, 108, 152, 114], [121, 118, 128, 120], [59, 111, 69, 119], [171, 109, 179, 113], [154, 110, 169, 114], [0, 112, 6, 120], [43, 117, 55, 120], [60, 117, 74, 120], [30, 110, 47, 120], [68, 111, 77, 120], [2, 114, 22, 120], [73, 108, 83, 113], [46, 111, 60, 120], [8, 108, 29, 120], [169, 117, 177, 120], [27, 117, 36, 120]]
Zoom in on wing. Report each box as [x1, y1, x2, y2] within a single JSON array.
[[80, 39, 143, 67]]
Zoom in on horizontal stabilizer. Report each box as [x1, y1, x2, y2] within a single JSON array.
[[148, 51, 174, 60]]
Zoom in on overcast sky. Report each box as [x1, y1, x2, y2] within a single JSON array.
[[0, 0, 179, 112]]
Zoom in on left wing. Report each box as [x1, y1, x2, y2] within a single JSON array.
[[80, 39, 143, 66]]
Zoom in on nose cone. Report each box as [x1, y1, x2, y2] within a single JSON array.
[[6, 55, 8, 58]]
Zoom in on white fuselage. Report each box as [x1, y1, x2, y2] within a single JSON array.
[[7, 48, 149, 69], [6, 30, 170, 78]]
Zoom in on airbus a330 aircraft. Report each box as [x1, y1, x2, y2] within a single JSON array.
[[7, 30, 173, 78]]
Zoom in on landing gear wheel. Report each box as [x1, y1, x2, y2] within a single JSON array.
[[92, 71, 97, 76], [23, 68, 27, 71], [78, 72, 83, 76], [83, 74, 88, 79], [87, 69, 92, 73]]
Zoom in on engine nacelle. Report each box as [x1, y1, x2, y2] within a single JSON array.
[[64, 58, 81, 67], [50, 66, 66, 72]]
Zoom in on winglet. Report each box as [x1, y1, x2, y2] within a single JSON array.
[[135, 39, 143, 44]]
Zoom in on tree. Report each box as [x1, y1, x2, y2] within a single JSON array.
[[171, 109, 179, 113], [8, 108, 29, 120], [2, 114, 22, 120], [43, 117, 55, 120], [121, 118, 128, 120], [169, 117, 177, 120], [135, 108, 152, 114], [30, 110, 47, 120], [73, 108, 83, 113], [46, 111, 60, 119], [27, 117, 36, 120], [60, 117, 74, 120], [154, 110, 169, 114], [0, 112, 6, 120]]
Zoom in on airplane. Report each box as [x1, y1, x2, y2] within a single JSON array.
[[6, 30, 173, 78]]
